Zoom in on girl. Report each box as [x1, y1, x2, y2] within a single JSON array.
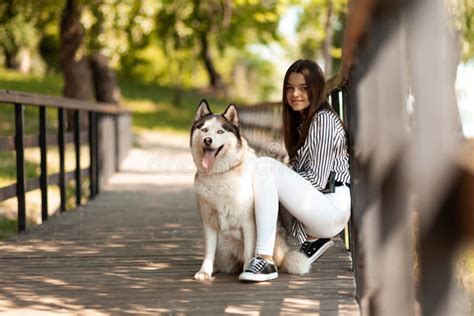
[[239, 59, 351, 282]]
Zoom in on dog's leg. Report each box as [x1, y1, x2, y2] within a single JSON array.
[[241, 220, 256, 270], [195, 221, 218, 281]]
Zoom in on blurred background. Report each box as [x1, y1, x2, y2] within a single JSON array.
[[0, 0, 473, 311], [0, 0, 472, 134]]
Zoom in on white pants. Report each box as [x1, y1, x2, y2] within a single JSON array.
[[253, 156, 351, 256]]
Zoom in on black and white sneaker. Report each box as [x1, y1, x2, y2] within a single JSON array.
[[300, 238, 334, 264], [238, 257, 278, 282]]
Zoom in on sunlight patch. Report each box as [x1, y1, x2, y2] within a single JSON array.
[[225, 304, 261, 315], [282, 297, 320, 311]]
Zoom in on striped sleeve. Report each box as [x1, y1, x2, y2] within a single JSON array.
[[298, 112, 335, 190]]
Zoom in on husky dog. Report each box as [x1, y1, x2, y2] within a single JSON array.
[[191, 99, 310, 281]]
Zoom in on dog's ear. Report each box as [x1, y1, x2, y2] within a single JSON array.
[[195, 99, 212, 121], [223, 103, 239, 127]]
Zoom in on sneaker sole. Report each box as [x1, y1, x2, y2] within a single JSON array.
[[308, 240, 334, 264], [238, 272, 278, 282]]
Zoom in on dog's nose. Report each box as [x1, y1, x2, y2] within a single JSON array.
[[203, 137, 212, 146]]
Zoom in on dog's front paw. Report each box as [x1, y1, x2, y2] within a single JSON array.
[[194, 270, 213, 281]]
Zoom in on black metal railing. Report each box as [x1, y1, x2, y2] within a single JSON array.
[[0, 90, 131, 232]]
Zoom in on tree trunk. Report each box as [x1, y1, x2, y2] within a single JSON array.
[[2, 0, 19, 69], [3, 48, 19, 69], [90, 52, 121, 105], [323, 0, 335, 77], [199, 32, 225, 92], [59, 0, 94, 130]]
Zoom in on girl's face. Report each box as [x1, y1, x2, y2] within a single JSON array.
[[286, 72, 310, 113]]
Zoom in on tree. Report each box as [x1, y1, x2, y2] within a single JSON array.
[[295, 0, 348, 77], [450, 0, 474, 62], [59, 0, 94, 101], [0, 0, 63, 71], [155, 0, 282, 92], [0, 0, 40, 70]]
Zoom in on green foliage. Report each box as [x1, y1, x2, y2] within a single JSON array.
[[0, 217, 17, 240], [0, 0, 63, 69], [294, 0, 348, 75], [38, 33, 61, 73], [0, 67, 229, 136], [450, 0, 474, 62], [155, 0, 283, 87], [0, 152, 41, 187], [81, 0, 159, 67], [118, 77, 229, 132], [0, 68, 62, 95], [0, 4, 39, 60], [230, 50, 278, 102], [0, 1, 287, 102]]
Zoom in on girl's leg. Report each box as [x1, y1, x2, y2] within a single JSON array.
[[253, 157, 279, 256], [239, 161, 280, 281], [253, 157, 351, 256], [240, 156, 350, 282]]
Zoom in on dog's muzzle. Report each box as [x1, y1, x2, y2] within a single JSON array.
[[203, 137, 212, 146]]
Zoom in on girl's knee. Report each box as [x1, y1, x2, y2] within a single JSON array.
[[255, 156, 277, 167], [254, 156, 279, 176]]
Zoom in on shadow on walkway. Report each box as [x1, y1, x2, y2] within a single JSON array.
[[0, 131, 359, 315]]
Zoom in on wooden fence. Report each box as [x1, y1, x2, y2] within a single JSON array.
[[0, 90, 131, 232], [239, 0, 473, 315]]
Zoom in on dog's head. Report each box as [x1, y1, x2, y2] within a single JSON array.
[[190, 99, 244, 173]]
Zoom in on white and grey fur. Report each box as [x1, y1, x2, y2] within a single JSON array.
[[191, 99, 310, 281]]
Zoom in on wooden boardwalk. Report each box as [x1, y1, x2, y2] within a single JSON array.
[[0, 132, 360, 315]]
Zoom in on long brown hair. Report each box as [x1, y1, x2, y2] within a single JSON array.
[[282, 59, 333, 160]]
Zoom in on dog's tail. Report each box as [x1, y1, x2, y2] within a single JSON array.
[[280, 250, 311, 275]]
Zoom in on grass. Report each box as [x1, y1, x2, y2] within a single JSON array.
[[0, 144, 90, 240], [0, 144, 90, 187], [0, 68, 231, 136], [0, 67, 229, 238], [118, 78, 229, 133], [0, 218, 17, 240]]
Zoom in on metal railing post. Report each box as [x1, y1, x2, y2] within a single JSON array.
[[15, 104, 26, 232], [58, 108, 66, 213], [39, 106, 48, 222], [74, 110, 81, 205], [89, 111, 97, 199]]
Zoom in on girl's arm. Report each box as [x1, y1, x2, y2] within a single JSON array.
[[299, 112, 336, 190]]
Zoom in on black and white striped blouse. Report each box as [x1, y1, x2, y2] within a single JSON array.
[[289, 109, 351, 242], [291, 109, 350, 188]]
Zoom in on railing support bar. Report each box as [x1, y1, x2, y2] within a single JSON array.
[[15, 104, 26, 232], [89, 112, 97, 198], [74, 110, 81, 206], [39, 106, 48, 222], [58, 108, 66, 213], [96, 114, 101, 194], [331, 90, 341, 118]]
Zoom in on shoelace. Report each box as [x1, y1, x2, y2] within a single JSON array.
[[247, 258, 267, 273], [301, 241, 310, 253]]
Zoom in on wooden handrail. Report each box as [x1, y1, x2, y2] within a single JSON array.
[[0, 90, 130, 114], [325, 0, 376, 94], [0, 89, 131, 232]]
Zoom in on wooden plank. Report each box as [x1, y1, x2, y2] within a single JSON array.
[[0, 158, 360, 314]]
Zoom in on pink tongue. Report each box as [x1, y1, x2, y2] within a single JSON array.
[[202, 150, 216, 169]]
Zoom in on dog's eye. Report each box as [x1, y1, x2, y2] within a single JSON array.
[[217, 130, 224, 134], [201, 128, 208, 133]]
